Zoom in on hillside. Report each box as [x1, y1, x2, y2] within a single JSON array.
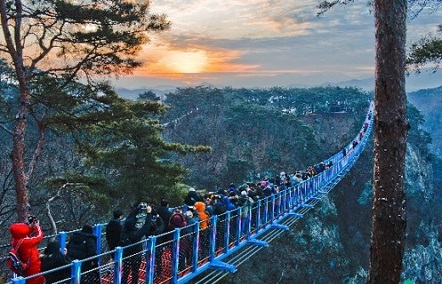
[[157, 86, 441, 282], [408, 86, 442, 159]]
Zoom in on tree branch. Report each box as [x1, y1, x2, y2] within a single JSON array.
[[46, 182, 85, 236], [26, 122, 45, 180], [0, 122, 13, 135]]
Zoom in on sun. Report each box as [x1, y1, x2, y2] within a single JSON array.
[[165, 51, 208, 73]]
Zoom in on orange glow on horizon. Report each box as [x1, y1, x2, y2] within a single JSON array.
[[133, 45, 260, 78], [160, 50, 208, 73]]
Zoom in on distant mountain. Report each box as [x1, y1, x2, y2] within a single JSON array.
[[116, 86, 179, 100], [326, 77, 375, 91], [333, 71, 442, 92]]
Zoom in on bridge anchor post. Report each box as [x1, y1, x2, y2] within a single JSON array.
[[247, 239, 269, 247], [302, 203, 314, 209], [288, 212, 304, 218], [271, 224, 289, 230], [209, 260, 237, 273]]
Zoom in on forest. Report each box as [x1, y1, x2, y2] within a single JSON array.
[[0, 79, 370, 233], [2, 69, 442, 281]]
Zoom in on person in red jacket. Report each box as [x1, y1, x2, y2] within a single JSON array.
[[9, 217, 44, 284]]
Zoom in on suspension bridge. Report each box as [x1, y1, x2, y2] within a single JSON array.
[[3, 101, 374, 284]]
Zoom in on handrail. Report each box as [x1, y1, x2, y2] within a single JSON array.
[[6, 101, 374, 284]]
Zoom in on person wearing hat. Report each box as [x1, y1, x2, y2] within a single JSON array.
[[106, 209, 124, 258], [66, 223, 100, 283], [40, 241, 71, 283], [9, 218, 44, 284], [168, 207, 188, 270], [184, 187, 203, 206]]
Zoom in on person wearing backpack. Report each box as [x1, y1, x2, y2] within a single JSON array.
[[9, 216, 44, 284]]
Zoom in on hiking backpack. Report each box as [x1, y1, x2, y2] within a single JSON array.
[[7, 239, 28, 276]]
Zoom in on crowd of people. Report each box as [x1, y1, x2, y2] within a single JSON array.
[[7, 103, 372, 283], [7, 164, 338, 284], [101, 165, 339, 283]]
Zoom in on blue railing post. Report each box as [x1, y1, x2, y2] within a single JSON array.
[[270, 195, 276, 223], [58, 231, 67, 253], [71, 259, 81, 284], [285, 185, 297, 212], [192, 222, 200, 272], [223, 211, 230, 254], [235, 207, 241, 246], [256, 200, 261, 230], [93, 224, 103, 269], [302, 183, 307, 204], [263, 197, 269, 226], [171, 229, 181, 284], [286, 188, 291, 211], [145, 236, 156, 283], [113, 246, 123, 284], [209, 215, 217, 261], [246, 204, 252, 240]]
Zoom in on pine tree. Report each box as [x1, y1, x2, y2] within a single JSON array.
[[0, 0, 170, 221]]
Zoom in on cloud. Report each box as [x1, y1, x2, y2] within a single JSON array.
[[119, 0, 442, 89]]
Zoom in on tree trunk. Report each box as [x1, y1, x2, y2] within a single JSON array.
[[369, 0, 407, 283], [1, 0, 31, 222], [11, 88, 31, 222]]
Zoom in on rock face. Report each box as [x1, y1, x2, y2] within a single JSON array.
[[401, 144, 442, 282], [227, 108, 442, 283]]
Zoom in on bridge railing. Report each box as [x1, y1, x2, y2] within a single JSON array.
[[6, 102, 374, 284]]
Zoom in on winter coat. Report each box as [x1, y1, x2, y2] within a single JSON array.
[[184, 190, 203, 206], [156, 205, 173, 244], [9, 222, 44, 284], [40, 241, 71, 284], [66, 231, 98, 272], [212, 198, 227, 216], [123, 214, 153, 259], [157, 206, 173, 229], [106, 218, 122, 250], [168, 213, 187, 229], [223, 196, 236, 211], [194, 202, 210, 230]]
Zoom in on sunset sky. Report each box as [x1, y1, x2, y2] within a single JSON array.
[[113, 0, 442, 89]]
